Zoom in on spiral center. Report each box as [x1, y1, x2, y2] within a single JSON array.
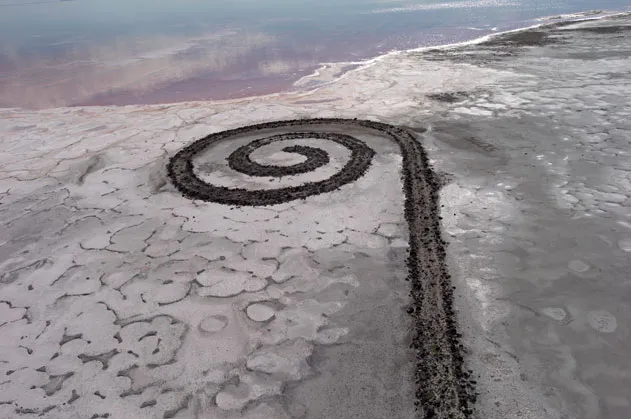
[[228, 135, 332, 177], [254, 148, 308, 167]]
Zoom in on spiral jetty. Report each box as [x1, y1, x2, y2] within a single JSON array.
[[168, 118, 476, 418]]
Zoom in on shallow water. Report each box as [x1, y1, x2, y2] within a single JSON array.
[[1, 0, 630, 108]]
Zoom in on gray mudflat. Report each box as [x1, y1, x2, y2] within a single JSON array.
[[417, 14, 631, 419]]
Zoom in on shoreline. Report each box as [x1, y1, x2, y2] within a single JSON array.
[[2, 8, 628, 112], [282, 8, 631, 98]]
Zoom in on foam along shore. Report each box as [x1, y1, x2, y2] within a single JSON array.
[[2, 12, 631, 419]]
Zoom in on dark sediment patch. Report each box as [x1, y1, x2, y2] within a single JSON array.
[[557, 25, 631, 34], [546, 10, 604, 21], [168, 118, 475, 418], [421, 15, 631, 65], [420, 29, 558, 63], [481, 30, 553, 47], [420, 19, 589, 63], [427, 92, 470, 103]]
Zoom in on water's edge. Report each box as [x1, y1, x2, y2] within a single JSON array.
[[67, 7, 630, 111]]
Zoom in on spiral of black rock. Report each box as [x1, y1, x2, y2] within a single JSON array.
[[168, 125, 375, 206]]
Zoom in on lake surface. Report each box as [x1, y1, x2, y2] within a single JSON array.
[[1, 0, 630, 108]]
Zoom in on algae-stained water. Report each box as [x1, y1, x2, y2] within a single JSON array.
[[1, 0, 630, 108]]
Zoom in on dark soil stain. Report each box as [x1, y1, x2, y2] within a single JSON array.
[[427, 92, 470, 103], [557, 25, 631, 34], [481, 30, 553, 47]]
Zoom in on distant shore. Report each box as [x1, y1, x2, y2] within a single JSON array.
[[2, 6, 629, 110]]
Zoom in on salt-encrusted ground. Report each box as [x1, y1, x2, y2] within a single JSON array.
[[1, 12, 631, 419]]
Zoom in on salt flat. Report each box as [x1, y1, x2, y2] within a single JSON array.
[[1, 13, 631, 419]]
